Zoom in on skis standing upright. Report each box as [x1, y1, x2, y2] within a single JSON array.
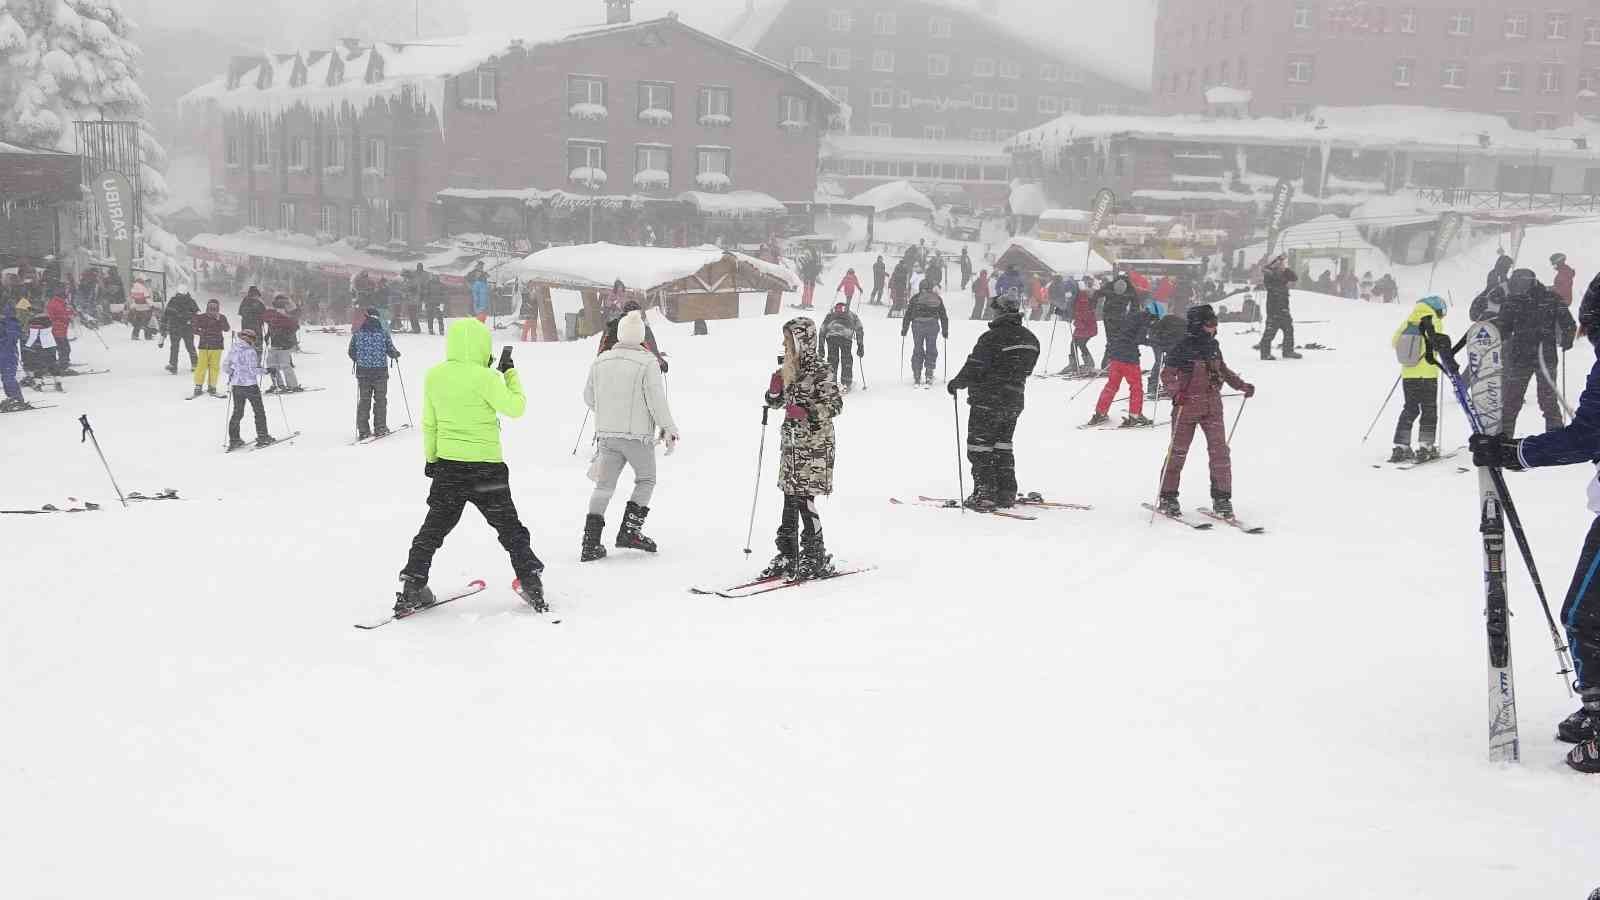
[[1460, 320, 1519, 764]]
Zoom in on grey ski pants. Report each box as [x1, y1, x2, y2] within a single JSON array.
[[588, 436, 657, 515]]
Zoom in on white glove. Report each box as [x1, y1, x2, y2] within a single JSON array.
[[663, 429, 680, 455]]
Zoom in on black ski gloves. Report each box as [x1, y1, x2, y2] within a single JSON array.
[[1469, 433, 1525, 470], [498, 346, 515, 373]]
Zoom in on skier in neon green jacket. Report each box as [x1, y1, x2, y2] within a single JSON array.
[[398, 317, 545, 614]]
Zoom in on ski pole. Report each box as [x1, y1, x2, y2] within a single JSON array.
[[952, 393, 965, 515], [1227, 395, 1250, 445], [899, 333, 906, 383], [393, 358, 415, 428], [1067, 374, 1104, 403], [858, 350, 868, 391], [943, 335, 948, 384], [1421, 318, 1576, 694], [1360, 376, 1403, 444], [1038, 316, 1059, 375], [571, 408, 591, 456], [274, 377, 292, 434], [743, 406, 771, 556], [1150, 417, 1178, 525], [77, 415, 127, 508], [1537, 353, 1575, 422]]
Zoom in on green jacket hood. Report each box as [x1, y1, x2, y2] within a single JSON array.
[[446, 316, 493, 366]]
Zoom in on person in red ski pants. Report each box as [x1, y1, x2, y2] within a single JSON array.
[[1157, 304, 1255, 518]]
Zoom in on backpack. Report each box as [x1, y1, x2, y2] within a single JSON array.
[[1395, 329, 1426, 367]]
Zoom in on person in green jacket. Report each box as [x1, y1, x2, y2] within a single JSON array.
[[1389, 295, 1448, 463], [397, 317, 547, 614]]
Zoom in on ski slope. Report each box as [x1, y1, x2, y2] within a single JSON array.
[[3, 287, 1596, 898]]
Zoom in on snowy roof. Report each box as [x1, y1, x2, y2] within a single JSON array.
[[1009, 105, 1600, 158], [996, 237, 1113, 276], [1347, 191, 1441, 229], [850, 180, 935, 215], [0, 141, 75, 156], [437, 187, 551, 203], [821, 134, 1009, 164], [500, 242, 798, 292], [720, 0, 1151, 92], [1204, 86, 1253, 105], [676, 190, 788, 217], [181, 17, 838, 121], [187, 229, 477, 276], [1008, 182, 1052, 218]]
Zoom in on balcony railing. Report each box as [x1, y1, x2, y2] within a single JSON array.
[[1415, 187, 1600, 214]]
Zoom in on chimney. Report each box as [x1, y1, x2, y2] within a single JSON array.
[[606, 0, 632, 25]]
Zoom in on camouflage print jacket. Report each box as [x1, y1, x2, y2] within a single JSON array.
[[765, 317, 844, 497]]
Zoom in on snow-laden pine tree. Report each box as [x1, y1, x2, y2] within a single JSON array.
[[0, 0, 183, 273]]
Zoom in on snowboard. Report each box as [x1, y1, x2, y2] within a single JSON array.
[[354, 579, 489, 629]]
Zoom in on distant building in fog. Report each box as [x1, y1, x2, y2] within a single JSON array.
[[1154, 0, 1600, 130]]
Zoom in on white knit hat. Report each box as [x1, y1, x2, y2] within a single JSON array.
[[617, 310, 646, 346]]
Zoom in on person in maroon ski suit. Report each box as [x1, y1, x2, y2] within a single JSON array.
[[1157, 304, 1256, 518]]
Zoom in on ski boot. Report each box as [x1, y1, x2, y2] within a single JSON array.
[[207, 387, 221, 397], [1388, 445, 1414, 463], [1258, 343, 1275, 361], [963, 486, 997, 512], [1282, 346, 1304, 359], [913, 372, 922, 386], [615, 501, 658, 552], [165, 364, 178, 374], [1558, 705, 1597, 744], [1416, 444, 1440, 462], [513, 573, 548, 613], [796, 537, 836, 581], [1567, 687, 1600, 773], [1121, 414, 1153, 428], [1211, 494, 1234, 519], [394, 574, 436, 616], [255, 434, 277, 448], [1156, 492, 1181, 518], [191, 385, 204, 398], [580, 513, 608, 562], [0, 398, 28, 412], [226, 438, 247, 452], [374, 426, 391, 438], [1085, 412, 1110, 428], [760, 553, 797, 581]]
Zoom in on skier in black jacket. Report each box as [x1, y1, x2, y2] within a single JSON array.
[[161, 291, 200, 373], [902, 285, 949, 386], [820, 301, 865, 390], [870, 255, 887, 305], [1258, 255, 1300, 360], [1472, 268, 1576, 433], [238, 287, 266, 339], [948, 292, 1040, 510], [1468, 273, 1600, 772]]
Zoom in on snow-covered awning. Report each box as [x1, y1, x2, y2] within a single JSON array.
[[499, 242, 798, 293], [1204, 86, 1253, 105], [186, 229, 485, 278], [850, 180, 934, 216], [676, 190, 787, 218], [994, 238, 1113, 278]]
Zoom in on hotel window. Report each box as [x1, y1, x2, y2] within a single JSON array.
[[287, 136, 308, 171], [458, 66, 497, 108], [872, 12, 896, 35], [873, 49, 895, 72], [1504, 12, 1529, 39], [278, 200, 298, 230], [1238, 55, 1249, 86], [1448, 11, 1473, 37], [323, 134, 347, 171], [635, 145, 670, 189], [1548, 13, 1570, 40], [780, 95, 811, 124], [224, 134, 239, 167], [1441, 61, 1467, 88], [970, 128, 993, 141], [923, 125, 946, 140], [698, 86, 732, 124], [696, 147, 730, 180], [349, 205, 365, 238], [972, 92, 993, 109], [248, 196, 262, 227], [1399, 7, 1417, 33], [998, 60, 1020, 79], [928, 53, 950, 77], [997, 92, 1018, 111], [973, 57, 995, 77], [1241, 4, 1253, 33], [1587, 18, 1600, 45], [1293, 2, 1312, 30], [898, 89, 911, 108], [826, 48, 851, 70], [1037, 95, 1060, 114], [253, 129, 271, 169], [363, 137, 386, 173], [638, 81, 673, 122], [567, 140, 606, 179], [868, 122, 892, 137], [389, 209, 407, 244], [1287, 56, 1314, 84], [319, 204, 338, 236], [870, 86, 893, 108], [996, 129, 1015, 141], [792, 46, 815, 64], [1497, 63, 1522, 92], [825, 9, 852, 31], [1540, 64, 1563, 94], [928, 16, 951, 38], [1040, 63, 1060, 81], [1393, 59, 1414, 87]]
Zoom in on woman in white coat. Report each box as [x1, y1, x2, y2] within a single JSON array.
[[581, 310, 680, 560]]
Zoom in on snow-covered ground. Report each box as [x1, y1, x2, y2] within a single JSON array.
[[4, 286, 1597, 897]]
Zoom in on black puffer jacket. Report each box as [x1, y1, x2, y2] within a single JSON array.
[[161, 293, 199, 334], [1263, 267, 1297, 316], [1102, 304, 1152, 364], [1494, 282, 1577, 362], [949, 312, 1040, 412], [901, 290, 949, 337]]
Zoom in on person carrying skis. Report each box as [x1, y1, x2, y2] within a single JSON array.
[[398, 318, 545, 613], [44, 291, 72, 368], [581, 310, 680, 562], [1552, 252, 1576, 306], [1473, 268, 1575, 433], [820, 301, 865, 391], [870, 255, 888, 305], [1157, 304, 1256, 519], [1088, 280, 1153, 428], [238, 286, 266, 339], [348, 307, 402, 440], [223, 328, 275, 450], [1389, 295, 1448, 463], [758, 317, 844, 582], [948, 292, 1039, 510], [1259, 254, 1301, 360], [262, 295, 303, 393], [0, 302, 25, 411], [191, 300, 230, 397], [901, 283, 949, 386], [1468, 275, 1600, 773], [835, 268, 862, 306], [162, 291, 200, 374]]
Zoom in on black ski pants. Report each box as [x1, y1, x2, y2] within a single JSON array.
[[168, 328, 197, 370], [776, 492, 823, 558], [229, 385, 269, 442], [356, 372, 389, 435], [967, 403, 1021, 502], [403, 461, 544, 585], [870, 281, 885, 304], [425, 304, 444, 335], [1259, 311, 1294, 355], [1393, 377, 1438, 447], [406, 304, 421, 334], [1559, 515, 1600, 690], [1069, 337, 1095, 370], [826, 336, 856, 386], [1503, 350, 1563, 434], [908, 319, 940, 378]]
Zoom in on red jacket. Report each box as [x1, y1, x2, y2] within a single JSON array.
[[1072, 292, 1098, 339], [45, 296, 71, 338], [837, 271, 861, 298], [1154, 277, 1175, 302], [1554, 263, 1576, 305]]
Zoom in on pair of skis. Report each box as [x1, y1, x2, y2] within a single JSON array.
[[0, 488, 178, 515], [225, 431, 302, 454], [689, 564, 876, 599], [354, 577, 556, 629], [1141, 503, 1266, 534], [350, 424, 412, 446]]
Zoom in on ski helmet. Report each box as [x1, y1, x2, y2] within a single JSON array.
[[1420, 295, 1447, 317], [1507, 268, 1538, 297], [1551, 252, 1568, 267], [1185, 303, 1218, 331], [834, 301, 846, 313], [990, 292, 1022, 316]]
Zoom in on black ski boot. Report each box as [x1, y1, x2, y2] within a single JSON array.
[[580, 513, 607, 562], [1388, 445, 1414, 463], [513, 573, 548, 613], [615, 501, 658, 552], [1258, 343, 1275, 361], [1211, 494, 1234, 519], [1558, 705, 1597, 744], [1121, 414, 1153, 428], [226, 438, 247, 452], [1567, 687, 1600, 771], [1282, 347, 1304, 359], [1085, 412, 1110, 427], [963, 487, 996, 512], [760, 553, 797, 580], [796, 536, 836, 581], [255, 434, 277, 448], [394, 574, 436, 616], [1157, 492, 1181, 517], [1416, 444, 1440, 462], [191, 385, 204, 398], [165, 364, 178, 374]]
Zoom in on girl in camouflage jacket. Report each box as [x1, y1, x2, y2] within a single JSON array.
[[760, 317, 844, 581]]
